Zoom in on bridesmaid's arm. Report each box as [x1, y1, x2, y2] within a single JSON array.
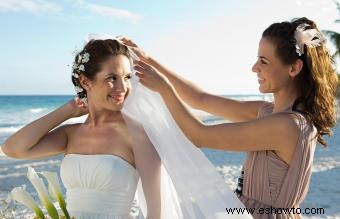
[[134, 61, 299, 153], [119, 37, 265, 122], [145, 56, 266, 122]]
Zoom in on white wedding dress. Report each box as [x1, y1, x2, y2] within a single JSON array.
[[60, 154, 140, 219], [58, 33, 252, 219]]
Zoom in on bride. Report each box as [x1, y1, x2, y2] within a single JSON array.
[[2, 34, 250, 219]]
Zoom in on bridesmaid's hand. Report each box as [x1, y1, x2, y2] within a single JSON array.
[[66, 97, 89, 118], [134, 60, 171, 94], [117, 36, 150, 63]]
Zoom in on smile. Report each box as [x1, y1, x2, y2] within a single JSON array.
[[257, 77, 265, 84], [109, 94, 125, 103]]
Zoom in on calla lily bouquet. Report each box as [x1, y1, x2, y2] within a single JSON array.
[[6, 166, 74, 219]]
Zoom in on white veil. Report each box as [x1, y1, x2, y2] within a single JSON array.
[[85, 33, 252, 219]]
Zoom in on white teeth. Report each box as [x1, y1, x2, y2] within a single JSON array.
[[109, 94, 124, 102]]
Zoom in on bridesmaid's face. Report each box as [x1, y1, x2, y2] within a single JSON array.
[[87, 55, 132, 111], [251, 37, 292, 94]]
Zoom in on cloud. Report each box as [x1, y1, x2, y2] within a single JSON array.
[[68, 0, 142, 22], [0, 0, 62, 13], [0, 0, 142, 22], [86, 3, 142, 23]]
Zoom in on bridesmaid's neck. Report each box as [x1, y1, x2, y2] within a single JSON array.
[[272, 89, 300, 113]]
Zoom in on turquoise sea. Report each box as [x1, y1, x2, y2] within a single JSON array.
[[0, 95, 339, 218]]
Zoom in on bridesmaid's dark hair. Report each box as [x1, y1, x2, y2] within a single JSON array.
[[262, 17, 338, 147]]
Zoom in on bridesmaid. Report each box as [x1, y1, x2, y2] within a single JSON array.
[[121, 17, 338, 218]]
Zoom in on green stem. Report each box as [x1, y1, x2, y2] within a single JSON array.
[[58, 197, 70, 219], [45, 202, 59, 219]]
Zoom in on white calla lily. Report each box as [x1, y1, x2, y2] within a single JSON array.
[[41, 171, 70, 219], [10, 185, 44, 219], [27, 167, 59, 219]]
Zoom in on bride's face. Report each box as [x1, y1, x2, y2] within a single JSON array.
[[87, 54, 132, 111]]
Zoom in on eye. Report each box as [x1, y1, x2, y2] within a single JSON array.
[[107, 76, 116, 82], [124, 74, 132, 81], [260, 59, 268, 65]]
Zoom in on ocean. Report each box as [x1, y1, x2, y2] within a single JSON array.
[[0, 95, 339, 218]]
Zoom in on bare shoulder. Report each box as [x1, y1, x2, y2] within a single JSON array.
[[260, 112, 301, 136], [122, 114, 144, 132], [121, 114, 158, 162], [263, 112, 301, 150], [61, 123, 90, 148], [273, 111, 313, 139], [199, 109, 302, 158], [62, 123, 82, 134], [122, 114, 149, 143], [239, 112, 301, 152], [265, 112, 303, 163]]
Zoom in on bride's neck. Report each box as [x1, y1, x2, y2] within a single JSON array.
[[86, 108, 122, 127]]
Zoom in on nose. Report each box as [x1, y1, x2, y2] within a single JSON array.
[[115, 78, 127, 93], [251, 60, 259, 74]]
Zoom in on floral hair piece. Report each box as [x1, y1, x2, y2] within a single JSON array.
[[72, 52, 90, 103], [294, 23, 325, 56], [72, 52, 90, 77], [74, 85, 83, 93]]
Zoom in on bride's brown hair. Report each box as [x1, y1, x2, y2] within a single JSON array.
[[71, 39, 131, 99]]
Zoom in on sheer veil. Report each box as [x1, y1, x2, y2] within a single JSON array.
[[85, 33, 251, 219]]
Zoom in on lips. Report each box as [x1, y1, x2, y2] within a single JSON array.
[[109, 94, 125, 103], [257, 77, 264, 84]]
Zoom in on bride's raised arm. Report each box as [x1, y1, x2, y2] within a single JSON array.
[[2, 99, 87, 159]]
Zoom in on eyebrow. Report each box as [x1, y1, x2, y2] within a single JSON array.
[[258, 56, 270, 62], [105, 72, 132, 77]]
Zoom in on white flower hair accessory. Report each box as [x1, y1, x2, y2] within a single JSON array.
[[75, 85, 83, 93], [72, 52, 90, 79], [294, 23, 325, 56], [81, 53, 90, 63], [72, 72, 79, 78]]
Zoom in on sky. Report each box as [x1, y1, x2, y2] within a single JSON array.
[[0, 0, 339, 95]]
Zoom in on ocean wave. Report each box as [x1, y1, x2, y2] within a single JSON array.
[[0, 126, 21, 134], [28, 108, 48, 113], [0, 109, 51, 127], [216, 164, 242, 189], [223, 94, 273, 102], [0, 172, 26, 179], [12, 159, 61, 170], [312, 157, 340, 173]]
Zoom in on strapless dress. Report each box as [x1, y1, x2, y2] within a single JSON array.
[[60, 154, 140, 219]]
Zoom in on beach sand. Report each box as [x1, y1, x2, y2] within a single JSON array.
[[1, 148, 339, 218]]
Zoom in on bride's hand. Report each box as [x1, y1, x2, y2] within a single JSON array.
[[134, 60, 171, 94], [66, 97, 89, 118], [117, 36, 150, 62]]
